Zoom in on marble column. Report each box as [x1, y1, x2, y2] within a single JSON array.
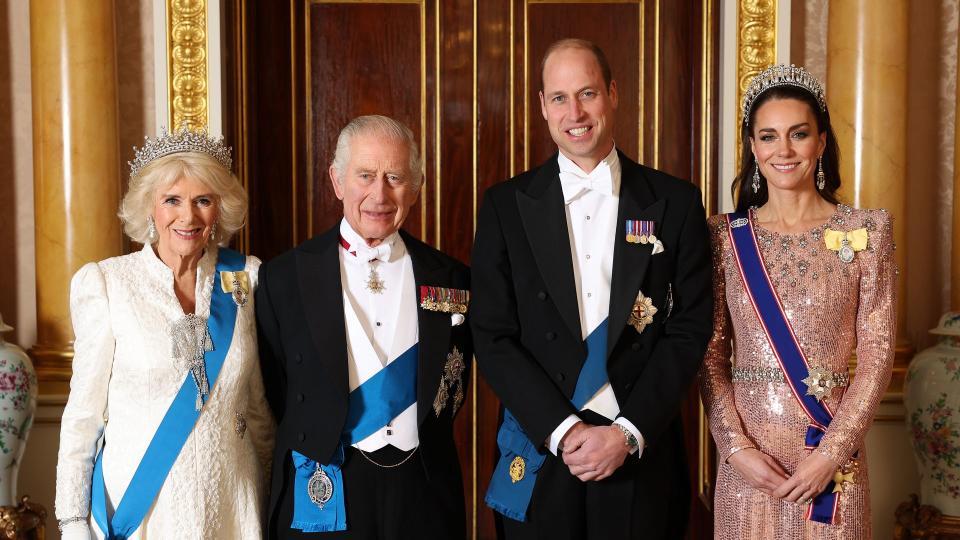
[[29, 0, 122, 386], [826, 0, 912, 392]]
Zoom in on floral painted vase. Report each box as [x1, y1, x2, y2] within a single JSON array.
[[905, 312, 960, 516], [0, 313, 37, 507]]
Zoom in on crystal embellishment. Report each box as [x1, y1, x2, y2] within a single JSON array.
[[170, 314, 214, 410]]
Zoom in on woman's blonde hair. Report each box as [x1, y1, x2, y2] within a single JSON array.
[[119, 151, 247, 245]]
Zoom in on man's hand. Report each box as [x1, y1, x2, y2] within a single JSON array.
[[727, 448, 789, 496], [561, 425, 629, 482]]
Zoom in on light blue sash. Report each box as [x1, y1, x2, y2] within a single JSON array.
[[727, 212, 841, 525], [485, 319, 609, 522], [91, 248, 245, 539], [290, 343, 419, 533]]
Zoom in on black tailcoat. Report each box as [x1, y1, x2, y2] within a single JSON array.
[[470, 152, 712, 539], [256, 226, 471, 539]]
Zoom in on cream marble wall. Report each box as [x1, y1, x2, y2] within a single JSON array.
[[1, 1, 154, 538]]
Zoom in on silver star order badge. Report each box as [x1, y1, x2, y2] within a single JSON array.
[[801, 366, 835, 402], [628, 292, 658, 334], [365, 266, 386, 294]]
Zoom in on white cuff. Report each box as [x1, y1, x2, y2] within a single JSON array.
[[613, 416, 645, 458], [547, 414, 582, 456], [59, 520, 93, 540]]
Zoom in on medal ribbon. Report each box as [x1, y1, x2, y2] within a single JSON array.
[[485, 319, 609, 522], [91, 248, 245, 539], [725, 212, 840, 525], [289, 343, 419, 532]]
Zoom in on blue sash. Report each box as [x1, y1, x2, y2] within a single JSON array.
[[91, 248, 245, 539], [726, 212, 841, 525], [485, 319, 609, 522], [290, 343, 419, 533]]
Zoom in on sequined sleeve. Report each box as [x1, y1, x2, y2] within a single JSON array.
[[817, 211, 897, 465], [699, 216, 756, 460], [56, 263, 115, 538]]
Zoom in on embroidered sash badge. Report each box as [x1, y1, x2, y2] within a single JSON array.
[[220, 270, 250, 307], [509, 456, 526, 483], [628, 291, 658, 334], [433, 346, 466, 416]]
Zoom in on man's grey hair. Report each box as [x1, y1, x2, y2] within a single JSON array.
[[331, 115, 424, 186]]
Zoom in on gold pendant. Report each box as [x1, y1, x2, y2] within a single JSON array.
[[366, 266, 385, 294], [832, 469, 855, 493]]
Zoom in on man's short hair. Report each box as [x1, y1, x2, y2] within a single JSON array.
[[331, 115, 424, 186], [540, 38, 613, 90]]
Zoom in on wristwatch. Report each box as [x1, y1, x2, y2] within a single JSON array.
[[613, 423, 639, 451]]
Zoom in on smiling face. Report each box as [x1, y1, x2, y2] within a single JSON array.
[[329, 132, 421, 246], [750, 97, 826, 193], [152, 175, 219, 259], [540, 46, 618, 172]]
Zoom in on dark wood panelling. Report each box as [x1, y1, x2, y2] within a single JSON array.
[[525, 3, 642, 167], [231, 2, 720, 538], [306, 3, 425, 239]]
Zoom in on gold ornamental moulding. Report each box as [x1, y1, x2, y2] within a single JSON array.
[[168, 0, 209, 131], [735, 0, 776, 170]]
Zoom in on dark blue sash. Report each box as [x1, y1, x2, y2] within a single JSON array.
[[485, 319, 609, 522], [290, 343, 419, 533], [726, 212, 840, 524], [91, 248, 245, 539]]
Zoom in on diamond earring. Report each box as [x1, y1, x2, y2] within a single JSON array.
[[816, 157, 826, 190], [147, 216, 157, 242], [752, 164, 761, 194], [209, 222, 218, 243]]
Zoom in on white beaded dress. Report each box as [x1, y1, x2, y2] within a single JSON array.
[[55, 244, 274, 539]]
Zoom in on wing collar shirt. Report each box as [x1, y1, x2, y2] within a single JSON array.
[[547, 147, 644, 458], [338, 219, 419, 451]]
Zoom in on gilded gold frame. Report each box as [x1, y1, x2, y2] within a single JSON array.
[[167, 0, 210, 131]]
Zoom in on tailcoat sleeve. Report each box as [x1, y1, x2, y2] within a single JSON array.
[[617, 187, 713, 446], [56, 263, 115, 540], [471, 189, 578, 447], [817, 211, 897, 465], [698, 216, 756, 460], [255, 259, 288, 424]]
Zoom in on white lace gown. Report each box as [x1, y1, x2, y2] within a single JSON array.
[[55, 244, 274, 540]]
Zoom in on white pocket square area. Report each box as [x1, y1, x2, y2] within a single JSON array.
[[651, 239, 665, 255], [451, 313, 465, 326]]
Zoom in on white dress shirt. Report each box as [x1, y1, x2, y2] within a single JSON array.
[[546, 147, 645, 458], [338, 219, 419, 452]]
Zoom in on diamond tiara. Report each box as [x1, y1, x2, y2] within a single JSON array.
[[128, 126, 233, 179], [741, 64, 826, 125]]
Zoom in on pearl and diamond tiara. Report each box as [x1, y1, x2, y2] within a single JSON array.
[[128, 126, 232, 179], [741, 64, 826, 125]]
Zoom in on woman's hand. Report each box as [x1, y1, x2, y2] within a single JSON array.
[[727, 447, 790, 495], [771, 451, 837, 504]]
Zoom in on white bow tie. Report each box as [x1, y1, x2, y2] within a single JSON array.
[[560, 162, 614, 203], [341, 236, 393, 263]]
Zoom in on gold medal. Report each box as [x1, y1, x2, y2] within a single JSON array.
[[509, 456, 526, 483]]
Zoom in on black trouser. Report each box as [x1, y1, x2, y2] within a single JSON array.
[[279, 445, 465, 540]]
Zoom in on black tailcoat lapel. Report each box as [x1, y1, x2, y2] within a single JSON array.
[[516, 156, 583, 344], [294, 228, 349, 410], [607, 153, 665, 356], [401, 231, 453, 427]]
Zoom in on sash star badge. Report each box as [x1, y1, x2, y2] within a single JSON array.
[[628, 291, 658, 334], [220, 270, 250, 307], [832, 469, 855, 493], [801, 366, 837, 402], [433, 347, 466, 417]]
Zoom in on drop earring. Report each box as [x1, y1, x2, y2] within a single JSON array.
[[209, 222, 218, 243], [752, 164, 761, 194], [147, 217, 157, 242], [816, 157, 826, 190]]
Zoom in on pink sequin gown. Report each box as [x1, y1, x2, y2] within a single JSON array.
[[700, 205, 897, 539]]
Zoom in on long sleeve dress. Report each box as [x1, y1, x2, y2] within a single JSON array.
[[699, 205, 896, 539], [55, 244, 275, 539]]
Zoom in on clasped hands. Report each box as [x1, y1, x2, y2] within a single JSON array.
[[558, 421, 630, 482], [727, 447, 837, 504]]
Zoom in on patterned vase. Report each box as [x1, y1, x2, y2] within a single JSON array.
[[904, 312, 960, 517], [0, 313, 38, 507]]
